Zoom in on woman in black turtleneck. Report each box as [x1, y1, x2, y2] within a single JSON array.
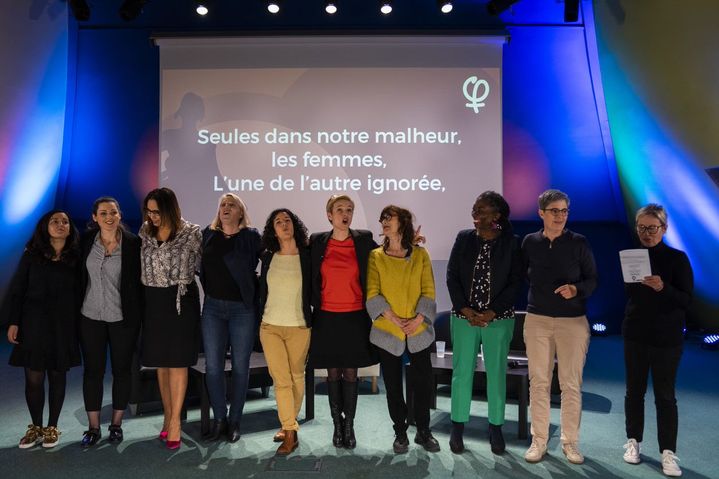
[[621, 204, 693, 478]]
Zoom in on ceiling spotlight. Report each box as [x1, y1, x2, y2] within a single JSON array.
[[486, 0, 520, 16], [325, 2, 337, 14], [380, 1, 392, 15], [196, 3, 209, 16], [119, 0, 148, 21], [68, 0, 90, 21], [438, 0, 453, 14], [267, 1, 281, 14]]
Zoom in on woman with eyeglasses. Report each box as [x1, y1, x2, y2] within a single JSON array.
[[78, 197, 143, 448], [620, 204, 692, 477], [308, 194, 378, 449], [198, 193, 262, 442], [3, 210, 81, 449], [139, 187, 201, 450], [521, 189, 597, 465], [258, 208, 312, 456], [366, 205, 439, 454], [446, 191, 522, 455]]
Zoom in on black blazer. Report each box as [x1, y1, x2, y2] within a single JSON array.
[[258, 247, 312, 327], [309, 229, 378, 311], [198, 226, 262, 310], [79, 229, 143, 329], [446, 229, 522, 318]]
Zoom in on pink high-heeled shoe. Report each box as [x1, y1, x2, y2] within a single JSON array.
[[166, 440, 181, 450], [158, 431, 168, 442]]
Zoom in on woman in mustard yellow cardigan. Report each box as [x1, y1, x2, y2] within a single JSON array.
[[366, 205, 439, 454]]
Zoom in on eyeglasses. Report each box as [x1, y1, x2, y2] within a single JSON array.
[[636, 224, 662, 234], [145, 208, 161, 218], [543, 208, 569, 216], [379, 213, 396, 222]]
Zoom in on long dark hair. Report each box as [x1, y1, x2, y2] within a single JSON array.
[[142, 187, 182, 240], [261, 208, 309, 253], [380, 205, 415, 252], [476, 190, 513, 233], [26, 209, 80, 265], [86, 196, 127, 232]]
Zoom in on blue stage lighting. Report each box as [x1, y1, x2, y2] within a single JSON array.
[[703, 334, 719, 347], [592, 323, 607, 333]]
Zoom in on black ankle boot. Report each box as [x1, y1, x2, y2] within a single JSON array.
[[342, 380, 358, 449], [489, 423, 505, 454], [414, 429, 441, 452], [327, 380, 344, 448], [205, 419, 227, 441], [449, 421, 465, 454]]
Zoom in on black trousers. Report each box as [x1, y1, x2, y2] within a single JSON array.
[[624, 338, 683, 453], [80, 316, 139, 411], [377, 345, 432, 433]]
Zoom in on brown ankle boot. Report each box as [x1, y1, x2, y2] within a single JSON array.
[[273, 429, 285, 443], [275, 430, 298, 456]]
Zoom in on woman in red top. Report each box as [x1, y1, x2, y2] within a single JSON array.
[[308, 195, 377, 449]]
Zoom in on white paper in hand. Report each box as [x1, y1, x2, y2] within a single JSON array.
[[619, 249, 651, 283]]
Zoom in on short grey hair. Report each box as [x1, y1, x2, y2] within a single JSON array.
[[635, 203, 667, 227], [538, 189, 570, 210]]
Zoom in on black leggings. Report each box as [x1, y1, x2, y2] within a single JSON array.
[[25, 368, 66, 427]]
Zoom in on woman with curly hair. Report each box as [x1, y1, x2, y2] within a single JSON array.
[[258, 208, 312, 456], [4, 210, 81, 449]]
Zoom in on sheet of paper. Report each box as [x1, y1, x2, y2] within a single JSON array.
[[619, 249, 651, 283]]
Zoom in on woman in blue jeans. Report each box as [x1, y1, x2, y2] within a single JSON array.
[[199, 193, 262, 442]]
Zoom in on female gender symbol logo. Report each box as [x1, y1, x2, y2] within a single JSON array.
[[462, 76, 490, 113]]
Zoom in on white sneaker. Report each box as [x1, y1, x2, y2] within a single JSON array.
[[662, 450, 682, 477], [623, 438, 641, 464], [524, 441, 547, 463], [562, 442, 585, 464]]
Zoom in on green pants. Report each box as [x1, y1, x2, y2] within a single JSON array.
[[450, 313, 515, 425]]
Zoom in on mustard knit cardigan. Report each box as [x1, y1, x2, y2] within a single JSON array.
[[366, 246, 437, 356]]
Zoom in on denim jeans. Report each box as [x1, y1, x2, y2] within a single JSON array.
[[201, 296, 257, 425]]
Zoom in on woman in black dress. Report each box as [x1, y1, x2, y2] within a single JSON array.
[[139, 187, 201, 450], [4, 210, 81, 449], [78, 197, 143, 447], [309, 195, 377, 449]]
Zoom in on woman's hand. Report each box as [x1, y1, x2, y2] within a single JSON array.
[[384, 309, 406, 328], [402, 315, 425, 335], [554, 284, 578, 299], [412, 225, 426, 245], [7, 325, 19, 344], [642, 275, 664, 292]]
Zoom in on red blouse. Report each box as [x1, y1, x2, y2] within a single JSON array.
[[320, 238, 364, 312]]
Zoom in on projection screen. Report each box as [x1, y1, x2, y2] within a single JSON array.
[[157, 36, 504, 306]]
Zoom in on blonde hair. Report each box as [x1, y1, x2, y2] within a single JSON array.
[[325, 195, 355, 222], [210, 193, 250, 230], [635, 203, 667, 227]]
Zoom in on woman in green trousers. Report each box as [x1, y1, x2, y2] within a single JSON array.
[[446, 191, 522, 454]]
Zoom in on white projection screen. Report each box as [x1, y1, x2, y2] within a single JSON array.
[[157, 36, 504, 308]]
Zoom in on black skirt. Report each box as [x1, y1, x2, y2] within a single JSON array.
[[141, 283, 200, 368], [309, 309, 377, 368]]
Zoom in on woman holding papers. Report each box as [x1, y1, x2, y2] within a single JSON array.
[[621, 204, 693, 478]]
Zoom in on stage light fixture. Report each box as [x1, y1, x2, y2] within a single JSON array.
[[196, 2, 209, 16], [68, 0, 91, 21], [438, 1, 453, 14], [325, 2, 337, 14], [267, 1, 281, 14], [702, 334, 719, 350], [380, 1, 392, 15], [564, 0, 579, 22], [591, 323, 607, 336], [486, 0, 520, 16], [119, 0, 148, 21]]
